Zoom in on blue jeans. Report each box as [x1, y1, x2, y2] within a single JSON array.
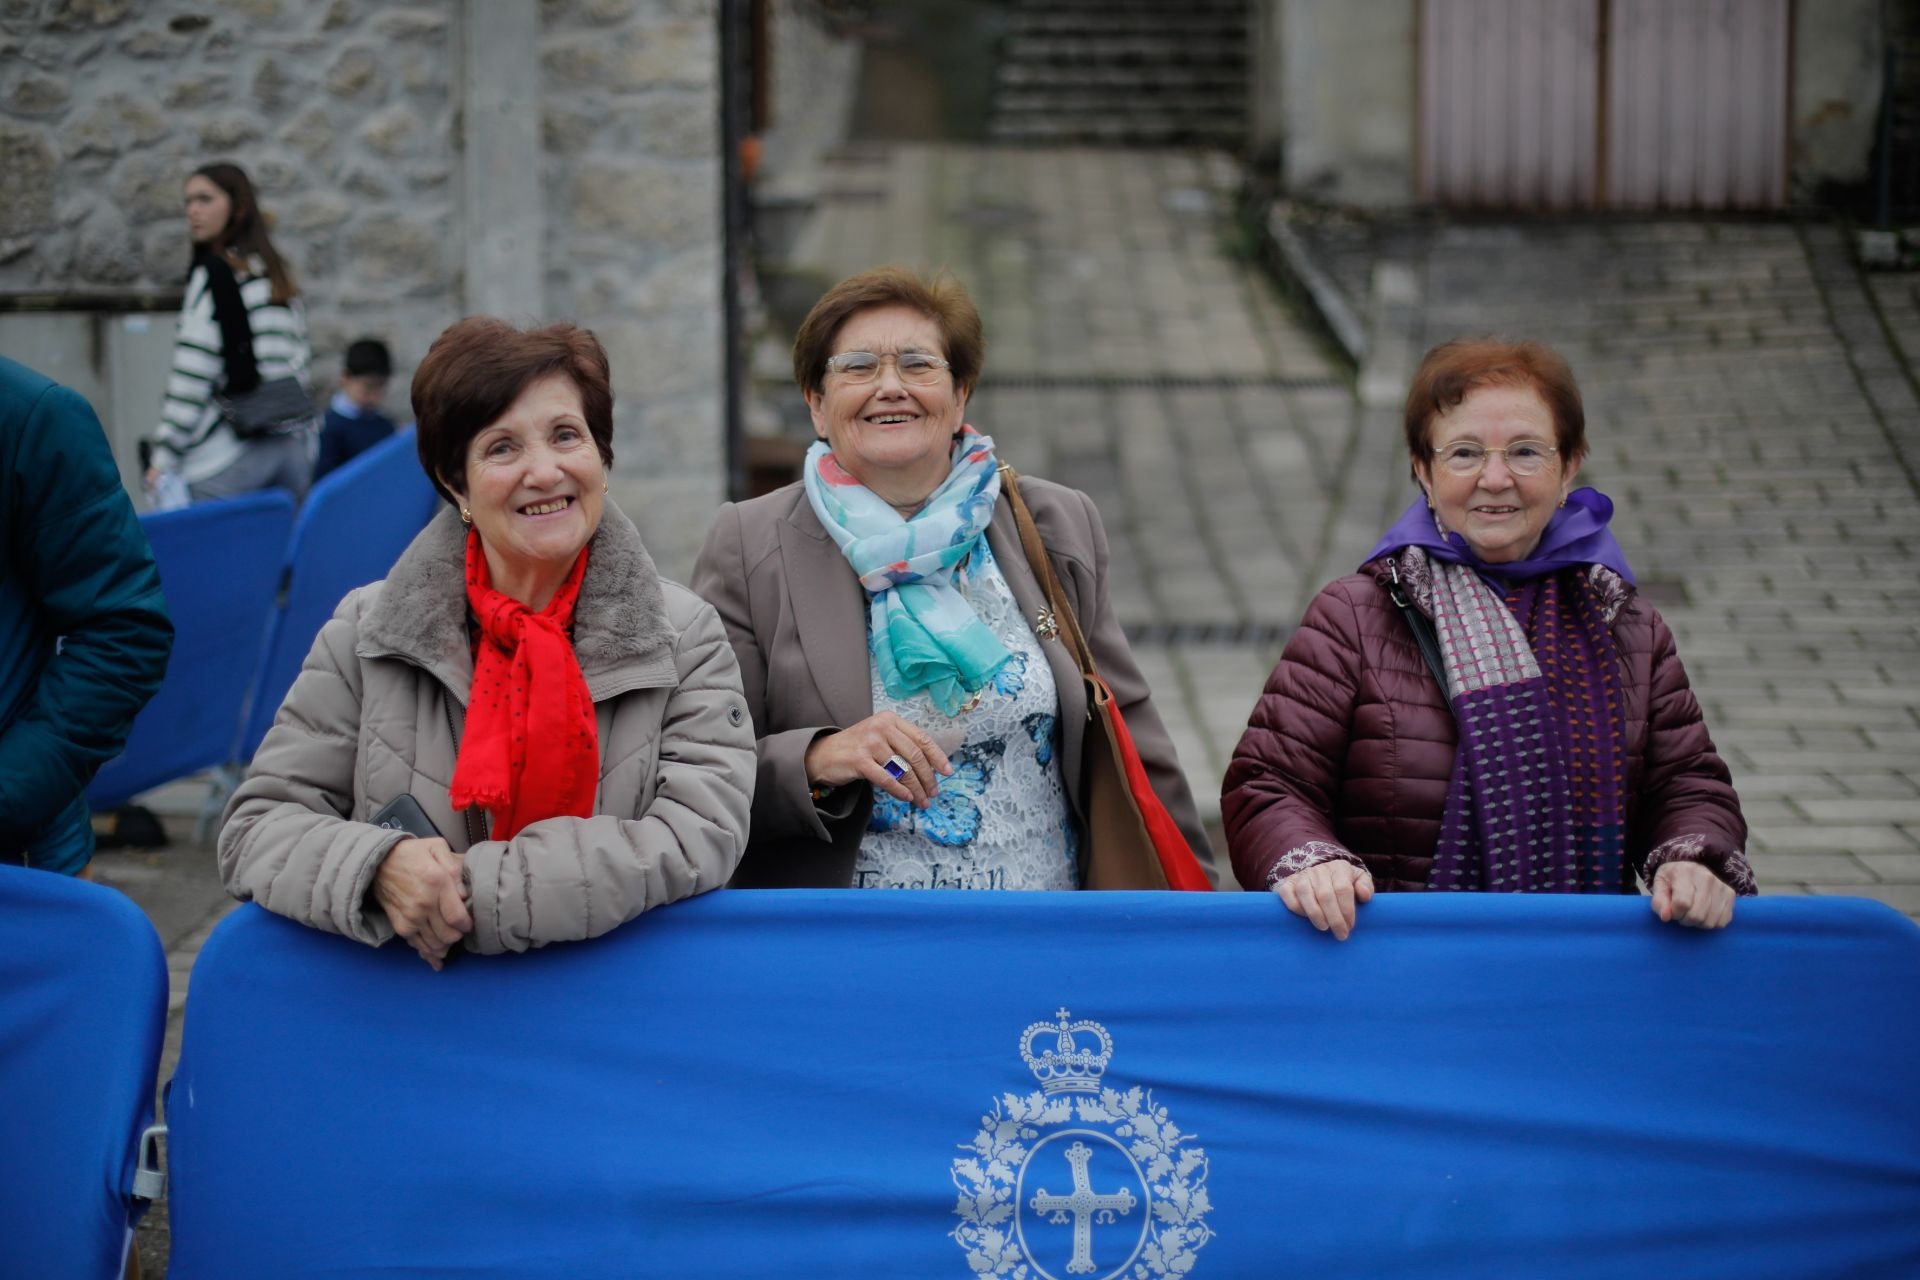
[[188, 432, 314, 504]]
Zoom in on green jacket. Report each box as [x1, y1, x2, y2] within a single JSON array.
[[0, 356, 172, 872]]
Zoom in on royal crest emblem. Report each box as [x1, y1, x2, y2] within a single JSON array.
[[950, 1010, 1214, 1279]]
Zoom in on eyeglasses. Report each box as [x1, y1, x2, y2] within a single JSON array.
[[1431, 439, 1559, 477], [823, 350, 952, 385]]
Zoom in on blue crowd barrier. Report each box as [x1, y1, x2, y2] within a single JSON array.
[[236, 429, 437, 760], [0, 866, 168, 1280], [85, 490, 294, 810], [166, 892, 1920, 1278]]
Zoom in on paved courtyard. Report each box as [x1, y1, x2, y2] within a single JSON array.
[[782, 143, 1920, 909]]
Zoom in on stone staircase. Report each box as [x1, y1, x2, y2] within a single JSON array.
[[986, 0, 1249, 148]]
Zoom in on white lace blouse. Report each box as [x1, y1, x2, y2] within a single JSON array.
[[851, 539, 1078, 890]]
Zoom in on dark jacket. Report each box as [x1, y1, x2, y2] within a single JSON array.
[[1222, 561, 1750, 894], [0, 356, 173, 872], [691, 476, 1214, 888], [313, 398, 398, 484]]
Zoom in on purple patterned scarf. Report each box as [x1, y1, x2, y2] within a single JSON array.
[[1388, 548, 1632, 894]]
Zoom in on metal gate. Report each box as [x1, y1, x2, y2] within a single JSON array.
[[1419, 0, 1790, 210]]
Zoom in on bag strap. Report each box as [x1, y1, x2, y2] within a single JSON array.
[[442, 695, 488, 848], [1386, 562, 1450, 701], [999, 463, 1097, 677], [197, 245, 262, 395]]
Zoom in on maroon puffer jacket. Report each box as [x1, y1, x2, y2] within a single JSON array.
[[1222, 562, 1750, 894]]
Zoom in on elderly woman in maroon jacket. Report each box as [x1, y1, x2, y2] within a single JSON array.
[[1223, 338, 1752, 939]]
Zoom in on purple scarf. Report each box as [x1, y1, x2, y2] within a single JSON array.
[[1365, 487, 1636, 586], [1368, 488, 1636, 893]]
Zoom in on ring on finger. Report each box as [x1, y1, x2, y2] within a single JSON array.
[[882, 754, 910, 781]]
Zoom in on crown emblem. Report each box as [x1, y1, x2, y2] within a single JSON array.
[[1019, 1009, 1113, 1095], [955, 1012, 1214, 1277]]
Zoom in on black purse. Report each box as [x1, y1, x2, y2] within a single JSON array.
[[199, 246, 315, 439], [215, 376, 316, 439]]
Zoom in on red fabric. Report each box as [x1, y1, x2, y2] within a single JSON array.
[[449, 530, 599, 840], [1094, 674, 1212, 892]]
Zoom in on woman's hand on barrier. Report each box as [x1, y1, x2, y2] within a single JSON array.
[[804, 713, 953, 808], [373, 837, 472, 969], [1651, 860, 1735, 930], [1274, 861, 1374, 941]]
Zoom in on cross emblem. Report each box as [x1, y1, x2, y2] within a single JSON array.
[[1029, 1140, 1137, 1275]]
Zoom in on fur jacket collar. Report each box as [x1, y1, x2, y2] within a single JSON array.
[[357, 503, 675, 702]]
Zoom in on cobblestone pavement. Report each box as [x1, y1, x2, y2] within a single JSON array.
[[786, 145, 1920, 909], [1870, 267, 1920, 377]]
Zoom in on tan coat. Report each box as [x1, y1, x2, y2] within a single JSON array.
[[690, 476, 1213, 888], [218, 505, 756, 953]]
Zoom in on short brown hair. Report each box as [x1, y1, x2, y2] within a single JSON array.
[[791, 266, 985, 396], [1403, 338, 1587, 468], [411, 317, 614, 506]]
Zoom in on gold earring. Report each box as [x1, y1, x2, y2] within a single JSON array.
[[1559, 494, 1568, 508], [460, 507, 472, 526], [603, 479, 609, 493]]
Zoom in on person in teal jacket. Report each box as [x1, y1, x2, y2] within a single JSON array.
[[0, 355, 172, 874]]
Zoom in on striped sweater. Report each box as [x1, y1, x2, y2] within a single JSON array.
[[151, 257, 313, 485]]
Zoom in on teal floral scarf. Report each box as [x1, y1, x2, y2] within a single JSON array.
[[803, 426, 1010, 714]]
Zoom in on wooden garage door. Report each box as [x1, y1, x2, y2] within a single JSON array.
[[1419, 0, 1789, 210], [1606, 0, 1790, 207], [1419, 0, 1601, 209]]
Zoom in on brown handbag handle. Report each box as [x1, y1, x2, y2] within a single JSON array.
[[999, 463, 1097, 678]]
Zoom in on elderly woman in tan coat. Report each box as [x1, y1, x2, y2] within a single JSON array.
[[692, 267, 1210, 890], [219, 319, 755, 967]]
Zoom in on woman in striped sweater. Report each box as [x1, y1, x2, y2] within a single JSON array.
[[146, 162, 317, 503]]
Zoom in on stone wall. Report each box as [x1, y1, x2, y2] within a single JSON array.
[[0, 0, 462, 392], [1790, 0, 1885, 198], [1266, 0, 1417, 207], [0, 0, 727, 578], [539, 0, 724, 576], [1247, 0, 1283, 169]]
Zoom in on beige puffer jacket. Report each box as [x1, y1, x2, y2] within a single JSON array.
[[218, 504, 755, 954]]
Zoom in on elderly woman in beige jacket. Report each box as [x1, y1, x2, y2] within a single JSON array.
[[220, 319, 754, 967], [692, 267, 1211, 890]]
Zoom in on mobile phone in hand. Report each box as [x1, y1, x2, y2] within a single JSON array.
[[369, 794, 461, 966], [369, 793, 443, 841]]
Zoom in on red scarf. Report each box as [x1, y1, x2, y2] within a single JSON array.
[[449, 529, 599, 840]]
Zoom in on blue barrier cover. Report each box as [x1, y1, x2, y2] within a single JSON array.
[[168, 892, 1920, 1278], [86, 490, 294, 808], [237, 429, 437, 761], [0, 866, 167, 1279]]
